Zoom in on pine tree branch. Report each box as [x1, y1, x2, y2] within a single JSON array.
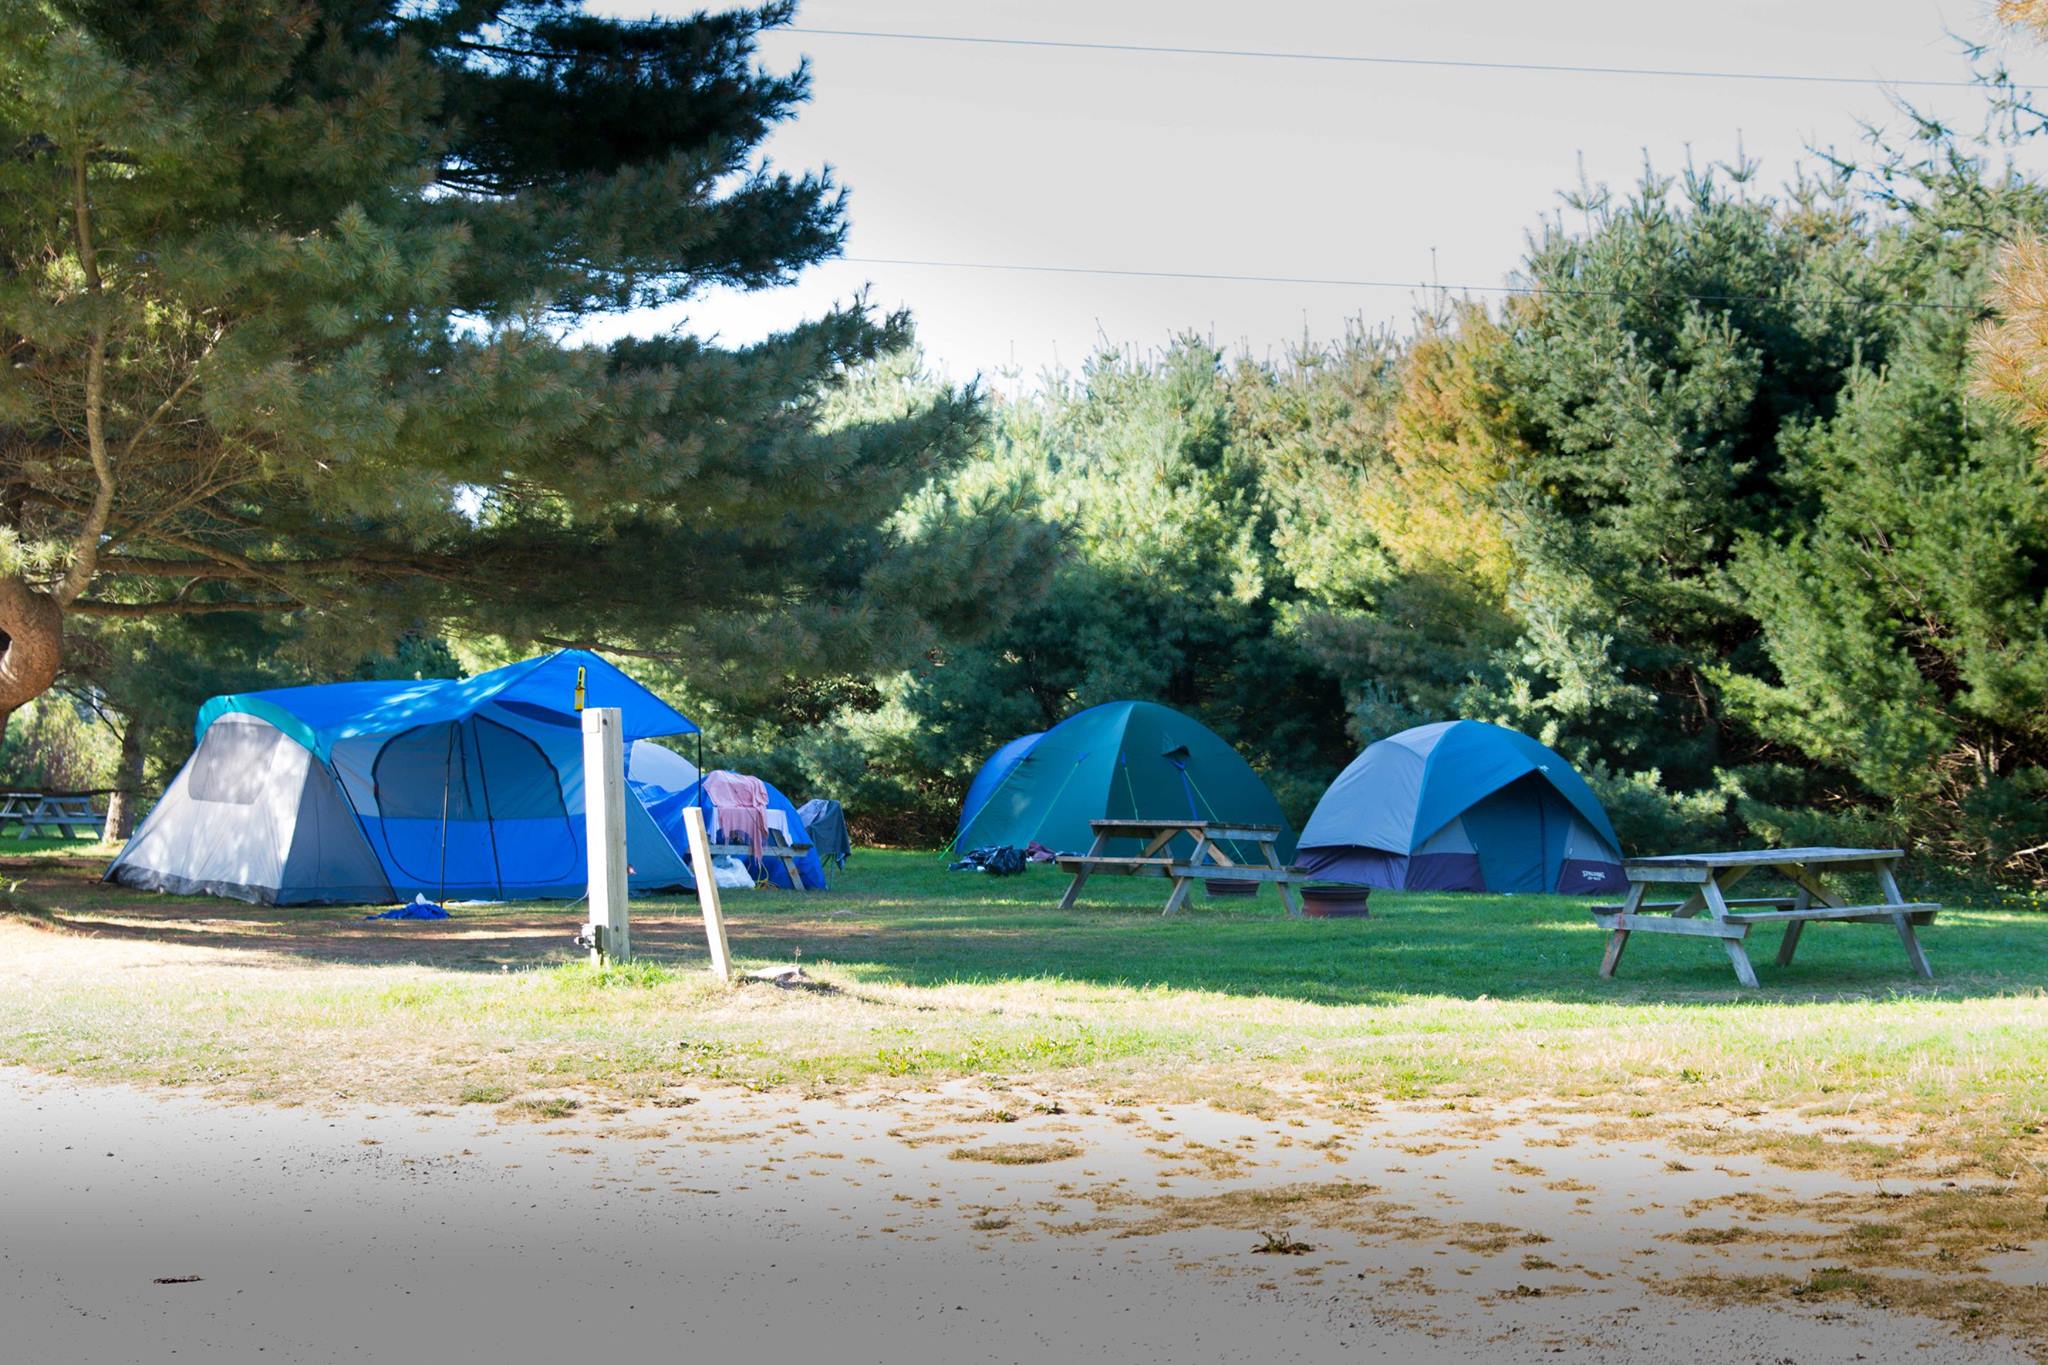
[[533, 634, 692, 662], [94, 449, 253, 558], [94, 551, 453, 581], [55, 143, 115, 608], [117, 325, 222, 464], [68, 596, 301, 618]]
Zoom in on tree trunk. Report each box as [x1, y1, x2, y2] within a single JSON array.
[[106, 716, 149, 841], [0, 576, 65, 741]]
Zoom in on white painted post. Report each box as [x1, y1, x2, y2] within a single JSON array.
[[681, 805, 734, 982], [581, 707, 630, 965]]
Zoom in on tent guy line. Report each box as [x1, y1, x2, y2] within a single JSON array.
[[784, 26, 2001, 90]]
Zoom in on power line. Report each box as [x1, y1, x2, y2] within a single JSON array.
[[786, 26, 1998, 91], [834, 254, 1985, 313]]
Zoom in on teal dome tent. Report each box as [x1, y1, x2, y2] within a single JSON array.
[[954, 702, 1293, 858]]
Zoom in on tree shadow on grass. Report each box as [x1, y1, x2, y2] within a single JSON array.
[[14, 854, 2044, 1007]]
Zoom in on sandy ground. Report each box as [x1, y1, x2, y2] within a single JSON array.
[[4, 1069, 2040, 1365]]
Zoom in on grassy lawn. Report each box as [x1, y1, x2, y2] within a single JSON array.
[[7, 838, 2046, 1353], [3, 842, 2044, 1167]]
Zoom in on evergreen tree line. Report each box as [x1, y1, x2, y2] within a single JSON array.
[[711, 123, 2048, 885], [9, 5, 2043, 886]]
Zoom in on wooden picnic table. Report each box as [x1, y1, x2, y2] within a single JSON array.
[[1055, 818, 1304, 916], [1593, 847, 1937, 988], [2, 790, 106, 840], [702, 833, 814, 889]]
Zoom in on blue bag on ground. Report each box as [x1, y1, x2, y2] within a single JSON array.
[[366, 894, 450, 920]]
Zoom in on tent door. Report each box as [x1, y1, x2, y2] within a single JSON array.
[[1459, 773, 1553, 894], [370, 719, 577, 897]]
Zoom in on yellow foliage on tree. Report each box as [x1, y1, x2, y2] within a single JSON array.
[[1366, 304, 1524, 602], [1972, 1, 2048, 455], [1997, 0, 2048, 34]]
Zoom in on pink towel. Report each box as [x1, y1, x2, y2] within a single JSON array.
[[704, 770, 770, 859]]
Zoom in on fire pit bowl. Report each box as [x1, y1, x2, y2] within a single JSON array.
[[1300, 884, 1372, 918]]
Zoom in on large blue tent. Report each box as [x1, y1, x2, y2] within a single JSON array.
[[1296, 721, 1625, 894], [107, 650, 704, 905]]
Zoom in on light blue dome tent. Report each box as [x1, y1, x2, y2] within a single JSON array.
[[1296, 721, 1626, 895], [106, 650, 714, 906]]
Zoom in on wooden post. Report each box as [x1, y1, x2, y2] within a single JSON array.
[[581, 707, 630, 965], [681, 805, 734, 982]]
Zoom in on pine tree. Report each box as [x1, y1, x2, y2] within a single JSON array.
[[0, 1, 985, 732]]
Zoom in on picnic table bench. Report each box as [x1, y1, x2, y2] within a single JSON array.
[[1592, 847, 1937, 988], [1056, 818, 1305, 916], [1, 790, 106, 840]]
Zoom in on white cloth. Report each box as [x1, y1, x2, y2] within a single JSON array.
[[713, 808, 789, 843]]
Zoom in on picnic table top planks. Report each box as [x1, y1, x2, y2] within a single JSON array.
[[1625, 846, 1904, 869]]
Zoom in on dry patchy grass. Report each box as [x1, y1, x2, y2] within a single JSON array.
[[949, 1140, 1083, 1165], [2, 850, 2045, 1179]]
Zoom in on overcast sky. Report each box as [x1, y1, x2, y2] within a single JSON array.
[[584, 0, 2048, 385]]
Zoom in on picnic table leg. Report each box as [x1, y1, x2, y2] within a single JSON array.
[[763, 833, 804, 889], [1597, 930, 1630, 978], [1877, 862, 1933, 979], [1775, 886, 1810, 966], [1168, 830, 1209, 915], [1260, 841, 1302, 917], [1673, 865, 1752, 918], [1702, 876, 1759, 988], [1598, 881, 1645, 979], [1057, 831, 1107, 911], [1772, 862, 1843, 910]]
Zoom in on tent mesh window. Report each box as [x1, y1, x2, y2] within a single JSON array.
[[370, 720, 578, 891], [187, 721, 286, 805]]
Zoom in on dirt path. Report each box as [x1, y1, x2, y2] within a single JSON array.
[[5, 1070, 2038, 1365]]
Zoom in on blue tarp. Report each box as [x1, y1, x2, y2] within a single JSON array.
[[365, 897, 451, 920]]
